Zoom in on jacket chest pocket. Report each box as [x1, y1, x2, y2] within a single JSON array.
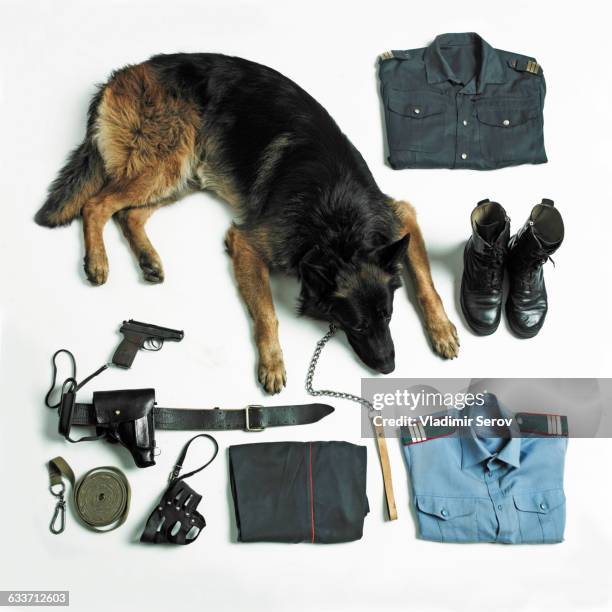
[[385, 91, 447, 153], [476, 101, 540, 163], [415, 496, 478, 542], [513, 489, 566, 543]]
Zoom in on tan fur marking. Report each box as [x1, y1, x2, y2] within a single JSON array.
[[78, 61, 203, 284], [115, 205, 164, 282], [392, 199, 460, 359], [51, 164, 105, 226], [82, 175, 163, 284], [195, 160, 242, 208], [95, 63, 199, 201], [226, 226, 286, 394]]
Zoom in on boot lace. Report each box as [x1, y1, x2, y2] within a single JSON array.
[[474, 244, 506, 288], [514, 252, 555, 289]]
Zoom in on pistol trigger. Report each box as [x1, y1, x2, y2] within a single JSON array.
[[144, 337, 163, 352]]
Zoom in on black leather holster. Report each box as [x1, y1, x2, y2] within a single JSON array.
[[59, 387, 156, 468]]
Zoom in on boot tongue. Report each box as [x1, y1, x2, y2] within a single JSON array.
[[475, 219, 505, 245]]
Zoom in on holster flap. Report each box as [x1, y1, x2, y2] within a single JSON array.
[[93, 388, 156, 425]]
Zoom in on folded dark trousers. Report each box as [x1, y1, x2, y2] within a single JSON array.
[[229, 441, 369, 543]]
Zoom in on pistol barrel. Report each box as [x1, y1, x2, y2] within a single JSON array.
[[121, 319, 184, 341]]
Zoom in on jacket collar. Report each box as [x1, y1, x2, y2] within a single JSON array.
[[424, 33, 506, 94]]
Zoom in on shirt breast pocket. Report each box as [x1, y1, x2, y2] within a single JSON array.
[[476, 100, 540, 163], [415, 496, 478, 542], [513, 489, 566, 543], [385, 91, 447, 153]]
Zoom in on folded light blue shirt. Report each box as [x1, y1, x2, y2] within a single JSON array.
[[401, 394, 567, 544]]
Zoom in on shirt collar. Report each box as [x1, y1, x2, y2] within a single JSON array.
[[424, 33, 506, 94], [461, 431, 521, 470], [460, 393, 522, 469]]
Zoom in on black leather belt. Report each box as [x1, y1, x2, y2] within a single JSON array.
[[45, 349, 335, 468], [69, 401, 334, 431]]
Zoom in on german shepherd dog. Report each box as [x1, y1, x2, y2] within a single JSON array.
[[35, 53, 459, 393]]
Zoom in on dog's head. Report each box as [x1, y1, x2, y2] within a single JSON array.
[[298, 234, 409, 374]]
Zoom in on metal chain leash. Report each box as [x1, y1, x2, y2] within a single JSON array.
[[305, 323, 375, 413], [305, 323, 398, 521]]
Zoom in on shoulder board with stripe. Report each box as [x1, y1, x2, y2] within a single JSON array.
[[378, 50, 413, 62], [516, 412, 568, 436], [378, 50, 395, 61], [400, 420, 456, 446], [508, 57, 542, 75]]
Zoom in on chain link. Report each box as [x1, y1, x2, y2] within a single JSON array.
[[305, 323, 375, 413]]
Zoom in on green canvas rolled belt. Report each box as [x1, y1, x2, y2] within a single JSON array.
[[47, 457, 131, 533]]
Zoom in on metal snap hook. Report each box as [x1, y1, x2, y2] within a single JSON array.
[[49, 496, 66, 534]]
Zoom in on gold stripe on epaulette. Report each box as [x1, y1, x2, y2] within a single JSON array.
[[379, 50, 394, 61], [526, 60, 540, 74]]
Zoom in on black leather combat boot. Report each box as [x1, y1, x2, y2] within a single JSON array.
[[460, 199, 510, 335], [505, 199, 564, 338]]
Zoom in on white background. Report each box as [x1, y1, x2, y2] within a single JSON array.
[[2, 1, 611, 610]]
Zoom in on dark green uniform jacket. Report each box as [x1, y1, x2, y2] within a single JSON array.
[[379, 33, 547, 170]]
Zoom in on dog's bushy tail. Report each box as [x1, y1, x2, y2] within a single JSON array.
[[35, 89, 106, 227]]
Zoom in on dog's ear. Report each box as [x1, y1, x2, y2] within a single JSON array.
[[299, 246, 335, 295], [376, 234, 410, 271]]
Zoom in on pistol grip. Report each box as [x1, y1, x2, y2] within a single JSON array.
[[112, 337, 140, 369]]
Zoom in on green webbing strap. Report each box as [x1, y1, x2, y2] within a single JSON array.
[[47, 457, 131, 534]]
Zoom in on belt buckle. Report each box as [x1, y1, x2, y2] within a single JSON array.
[[245, 404, 264, 432]]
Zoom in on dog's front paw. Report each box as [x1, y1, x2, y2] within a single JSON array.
[[258, 354, 287, 394], [428, 317, 460, 359], [139, 253, 164, 284], [84, 253, 109, 286]]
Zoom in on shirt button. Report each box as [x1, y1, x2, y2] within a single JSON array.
[[461, 153, 468, 160], [540, 502, 548, 510], [503, 119, 510, 126], [440, 508, 448, 517], [462, 120, 468, 126]]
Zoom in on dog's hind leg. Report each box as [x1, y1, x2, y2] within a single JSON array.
[[225, 226, 286, 394], [393, 200, 460, 359], [81, 178, 155, 285], [83, 61, 199, 284], [115, 205, 164, 283]]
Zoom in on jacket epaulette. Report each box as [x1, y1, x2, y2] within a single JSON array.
[[516, 412, 568, 436], [378, 50, 413, 62], [508, 57, 542, 75]]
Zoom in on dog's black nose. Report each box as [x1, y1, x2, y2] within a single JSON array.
[[377, 359, 395, 375]]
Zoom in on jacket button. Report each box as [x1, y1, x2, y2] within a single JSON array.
[[461, 153, 468, 160], [503, 119, 510, 126], [440, 508, 448, 517]]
